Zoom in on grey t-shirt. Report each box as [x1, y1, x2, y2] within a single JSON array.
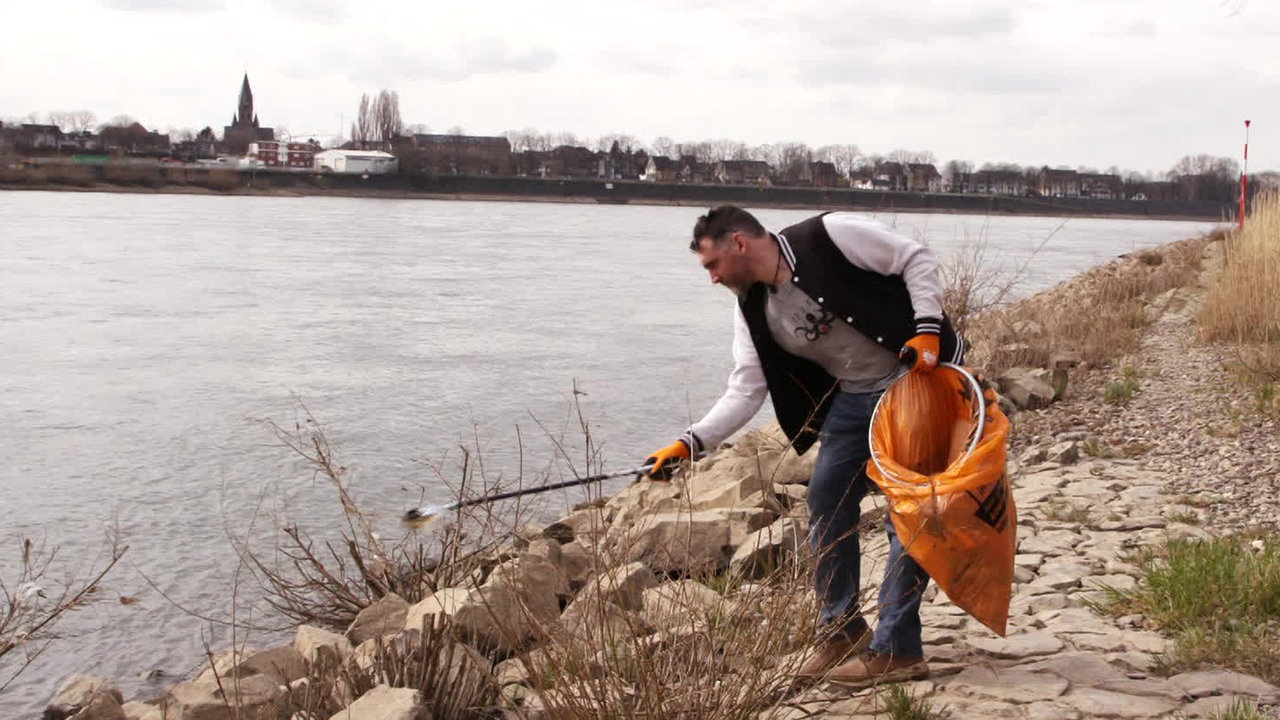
[[764, 278, 903, 393]]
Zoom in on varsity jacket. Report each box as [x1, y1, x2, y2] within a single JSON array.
[[681, 212, 965, 456]]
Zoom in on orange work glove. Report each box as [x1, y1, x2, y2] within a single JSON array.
[[642, 440, 690, 481], [899, 332, 941, 373]]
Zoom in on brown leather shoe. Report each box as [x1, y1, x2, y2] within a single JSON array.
[[826, 650, 929, 689], [796, 627, 872, 681]]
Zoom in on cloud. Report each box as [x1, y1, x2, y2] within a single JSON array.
[[263, 0, 347, 23], [803, 5, 1016, 48], [349, 38, 558, 84], [1123, 20, 1157, 37], [101, 0, 224, 11], [798, 54, 1072, 96]]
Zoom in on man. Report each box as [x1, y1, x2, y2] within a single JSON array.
[[641, 205, 964, 687]]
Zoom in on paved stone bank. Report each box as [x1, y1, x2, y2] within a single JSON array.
[[775, 457, 1279, 719]]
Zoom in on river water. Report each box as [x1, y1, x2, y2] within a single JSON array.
[[0, 190, 1220, 715]]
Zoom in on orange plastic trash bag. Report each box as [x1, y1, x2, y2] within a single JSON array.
[[867, 364, 1016, 637]]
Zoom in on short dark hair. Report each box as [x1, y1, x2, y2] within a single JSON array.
[[690, 205, 766, 252]]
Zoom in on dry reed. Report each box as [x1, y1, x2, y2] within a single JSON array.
[[1199, 192, 1280, 381]]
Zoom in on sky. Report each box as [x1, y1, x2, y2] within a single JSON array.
[[2, 0, 1277, 175]]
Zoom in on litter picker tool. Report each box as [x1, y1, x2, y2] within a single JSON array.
[[401, 464, 659, 528]]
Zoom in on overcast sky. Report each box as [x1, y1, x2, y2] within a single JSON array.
[[2, 0, 1276, 175]]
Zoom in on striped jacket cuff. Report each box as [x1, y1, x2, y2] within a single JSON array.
[[678, 431, 704, 457], [914, 317, 943, 336]]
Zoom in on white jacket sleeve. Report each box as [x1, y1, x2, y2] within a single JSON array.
[[682, 304, 768, 453], [821, 213, 945, 324]]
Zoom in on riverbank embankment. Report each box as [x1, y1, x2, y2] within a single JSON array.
[[0, 162, 1234, 221]]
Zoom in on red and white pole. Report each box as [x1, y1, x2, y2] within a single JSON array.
[[1240, 119, 1251, 229]]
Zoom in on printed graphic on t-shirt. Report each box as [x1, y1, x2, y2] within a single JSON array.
[[794, 308, 837, 342]]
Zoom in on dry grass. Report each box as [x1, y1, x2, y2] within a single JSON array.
[[961, 234, 1213, 375], [223, 408, 919, 720], [234, 410, 549, 632], [1199, 192, 1280, 388], [512, 554, 825, 720]]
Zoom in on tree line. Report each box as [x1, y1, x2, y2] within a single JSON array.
[[8, 98, 1276, 198]]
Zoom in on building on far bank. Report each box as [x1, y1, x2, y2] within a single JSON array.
[[314, 149, 397, 174], [223, 74, 274, 155], [249, 140, 319, 169], [402, 133, 512, 176]]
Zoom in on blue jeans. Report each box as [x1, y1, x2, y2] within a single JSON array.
[[807, 390, 930, 658]]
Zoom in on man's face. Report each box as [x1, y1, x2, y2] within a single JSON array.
[[696, 233, 750, 292]]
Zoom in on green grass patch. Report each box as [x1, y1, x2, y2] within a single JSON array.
[[1100, 536, 1280, 685], [1104, 365, 1143, 404], [1210, 698, 1267, 720], [1167, 510, 1201, 526], [1040, 498, 1093, 525], [1255, 381, 1279, 418], [881, 683, 940, 720]]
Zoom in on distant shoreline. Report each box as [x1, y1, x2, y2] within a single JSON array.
[[0, 167, 1233, 223]]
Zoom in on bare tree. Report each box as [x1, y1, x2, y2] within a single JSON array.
[[650, 136, 676, 158], [943, 159, 974, 188], [405, 123, 428, 135], [751, 143, 781, 168], [886, 148, 936, 165], [446, 125, 465, 136], [854, 153, 883, 173], [676, 141, 714, 163], [47, 112, 72, 131], [707, 138, 747, 162], [980, 161, 1021, 172], [1168, 153, 1240, 201], [352, 93, 373, 150], [815, 144, 860, 177], [594, 133, 638, 153], [779, 142, 812, 177], [68, 111, 96, 133], [373, 90, 403, 149], [102, 115, 138, 130], [550, 131, 579, 148]]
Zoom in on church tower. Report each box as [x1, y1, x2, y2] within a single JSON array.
[[223, 73, 274, 154], [236, 74, 256, 128]]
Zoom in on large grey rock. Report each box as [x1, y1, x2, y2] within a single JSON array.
[[347, 593, 410, 645], [1059, 687, 1178, 718], [577, 561, 657, 611], [556, 541, 596, 590], [65, 693, 125, 720], [195, 645, 306, 686], [996, 368, 1057, 410], [403, 557, 561, 654], [1028, 367, 1069, 400], [640, 580, 725, 632], [728, 516, 803, 579], [120, 702, 162, 720], [162, 675, 281, 720], [945, 666, 1069, 702], [45, 676, 124, 720], [558, 596, 644, 644], [327, 684, 422, 720], [965, 630, 1064, 659], [1167, 670, 1280, 703], [295, 624, 352, 666], [1024, 652, 1129, 686], [607, 510, 736, 575], [1047, 441, 1080, 465]]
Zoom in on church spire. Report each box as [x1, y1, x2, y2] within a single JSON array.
[[237, 73, 254, 125]]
